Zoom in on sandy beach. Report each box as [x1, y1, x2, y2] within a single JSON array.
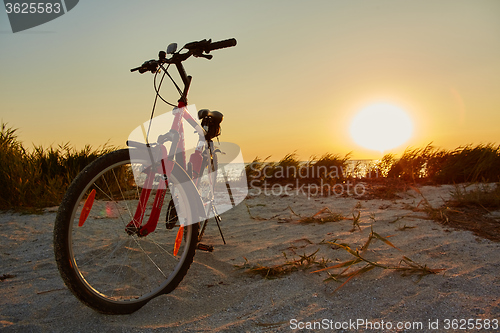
[[1, 184, 499, 332]]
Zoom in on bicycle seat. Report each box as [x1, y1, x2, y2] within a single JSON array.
[[198, 109, 223, 123]]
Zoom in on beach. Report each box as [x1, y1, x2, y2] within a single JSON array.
[[1, 184, 499, 332]]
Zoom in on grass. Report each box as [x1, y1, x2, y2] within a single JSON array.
[[289, 206, 345, 224], [245, 143, 500, 203], [4, 121, 500, 208], [408, 183, 500, 242], [349, 211, 361, 232], [237, 226, 444, 289], [450, 183, 500, 210], [245, 152, 350, 187], [384, 143, 500, 184], [241, 146, 500, 292], [235, 250, 326, 279], [248, 143, 500, 187], [241, 202, 443, 288], [358, 178, 409, 200], [0, 123, 113, 210]]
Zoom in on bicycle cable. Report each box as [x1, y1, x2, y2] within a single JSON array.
[[146, 48, 192, 143], [153, 47, 187, 108], [154, 66, 179, 108], [158, 65, 184, 100], [145, 65, 170, 144]]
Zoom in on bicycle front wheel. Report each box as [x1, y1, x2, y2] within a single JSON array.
[[54, 149, 199, 314]]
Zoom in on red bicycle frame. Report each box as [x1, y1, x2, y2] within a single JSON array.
[[123, 40, 236, 242], [125, 99, 206, 238]]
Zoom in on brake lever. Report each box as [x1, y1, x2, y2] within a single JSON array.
[[159, 51, 166, 61], [194, 53, 213, 60], [141, 60, 159, 73]]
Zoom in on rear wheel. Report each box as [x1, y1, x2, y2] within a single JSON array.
[[54, 149, 198, 314]]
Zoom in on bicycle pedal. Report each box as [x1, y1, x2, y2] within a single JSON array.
[[197, 243, 214, 252]]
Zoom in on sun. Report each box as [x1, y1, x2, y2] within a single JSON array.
[[349, 103, 413, 153]]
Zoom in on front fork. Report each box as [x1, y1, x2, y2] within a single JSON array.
[[125, 144, 173, 237]]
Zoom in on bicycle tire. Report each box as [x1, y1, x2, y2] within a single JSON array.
[[54, 148, 199, 314]]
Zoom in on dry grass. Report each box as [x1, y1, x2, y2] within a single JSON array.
[[245, 152, 350, 187], [237, 226, 443, 289], [4, 121, 500, 210], [246, 143, 500, 204], [409, 184, 500, 242], [0, 122, 113, 210], [384, 143, 500, 184], [358, 178, 409, 200], [242, 202, 443, 288], [289, 206, 345, 224], [450, 183, 500, 210], [235, 250, 327, 279], [312, 227, 443, 290], [244, 204, 346, 224]]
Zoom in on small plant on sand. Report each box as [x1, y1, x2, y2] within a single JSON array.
[[407, 184, 500, 242], [292, 207, 345, 224], [349, 211, 361, 232], [244, 202, 269, 221], [450, 183, 500, 210], [237, 226, 444, 289], [312, 227, 444, 291], [235, 250, 327, 279]]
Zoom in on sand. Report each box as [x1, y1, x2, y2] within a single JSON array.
[[1, 184, 500, 332]]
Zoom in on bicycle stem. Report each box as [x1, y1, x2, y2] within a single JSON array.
[[175, 62, 192, 105]]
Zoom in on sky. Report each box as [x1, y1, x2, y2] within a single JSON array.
[[1, 0, 500, 161]]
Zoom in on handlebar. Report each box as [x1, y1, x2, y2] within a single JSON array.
[[185, 38, 237, 53], [130, 38, 237, 74], [207, 38, 237, 51]]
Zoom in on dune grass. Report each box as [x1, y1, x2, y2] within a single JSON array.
[[245, 152, 350, 187], [450, 183, 500, 210], [3, 121, 500, 209], [247, 144, 500, 187], [385, 143, 500, 183], [406, 183, 500, 242], [0, 123, 113, 210], [246, 143, 500, 195]]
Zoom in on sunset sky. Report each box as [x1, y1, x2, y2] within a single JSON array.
[[1, 0, 500, 161]]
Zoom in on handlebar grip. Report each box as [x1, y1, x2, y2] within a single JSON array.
[[130, 67, 141, 72], [207, 38, 237, 52]]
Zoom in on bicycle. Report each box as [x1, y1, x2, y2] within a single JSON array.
[[53, 38, 242, 314]]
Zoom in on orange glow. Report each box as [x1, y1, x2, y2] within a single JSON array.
[[349, 103, 413, 153]]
